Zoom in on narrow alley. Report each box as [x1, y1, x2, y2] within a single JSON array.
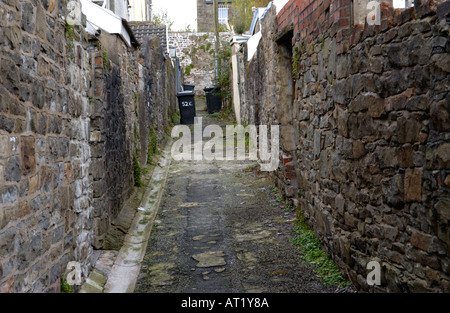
[[0, 0, 448, 297], [134, 101, 333, 293]]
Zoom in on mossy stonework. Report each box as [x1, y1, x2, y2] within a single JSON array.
[[0, 0, 176, 292], [168, 32, 232, 95], [235, 1, 450, 292]]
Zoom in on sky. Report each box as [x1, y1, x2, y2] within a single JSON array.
[[152, 0, 198, 31], [393, 0, 406, 8], [151, 0, 288, 32], [150, 0, 408, 32]]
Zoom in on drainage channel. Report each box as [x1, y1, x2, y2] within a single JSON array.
[[80, 139, 172, 293]]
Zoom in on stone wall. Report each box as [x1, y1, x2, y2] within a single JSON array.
[[238, 5, 300, 198], [0, 0, 176, 292], [168, 32, 232, 95], [89, 32, 176, 250], [89, 32, 136, 250], [0, 0, 91, 292], [239, 0, 450, 292]]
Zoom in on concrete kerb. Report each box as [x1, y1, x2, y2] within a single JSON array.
[[104, 138, 173, 293], [80, 138, 173, 293]]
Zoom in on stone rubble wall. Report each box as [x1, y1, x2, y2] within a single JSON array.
[[168, 32, 232, 95], [0, 0, 176, 292], [239, 0, 450, 292]]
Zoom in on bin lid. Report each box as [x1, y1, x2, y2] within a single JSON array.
[[183, 83, 195, 87], [177, 90, 195, 96]]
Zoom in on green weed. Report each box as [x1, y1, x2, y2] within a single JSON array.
[[292, 46, 300, 80], [185, 63, 194, 75], [291, 213, 351, 288], [60, 277, 74, 293], [147, 127, 159, 165], [209, 112, 221, 118], [133, 155, 142, 187]]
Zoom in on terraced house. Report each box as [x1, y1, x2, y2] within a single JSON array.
[[197, 0, 234, 31]]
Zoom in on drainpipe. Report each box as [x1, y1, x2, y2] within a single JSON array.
[[231, 41, 241, 124], [214, 0, 220, 81]]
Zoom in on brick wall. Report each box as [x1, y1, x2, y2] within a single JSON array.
[[277, 0, 383, 44]]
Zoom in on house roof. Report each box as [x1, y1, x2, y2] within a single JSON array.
[[129, 22, 168, 52]]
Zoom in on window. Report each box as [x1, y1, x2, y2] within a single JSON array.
[[218, 5, 229, 24], [393, 0, 414, 8]]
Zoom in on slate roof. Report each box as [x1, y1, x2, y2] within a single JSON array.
[[129, 22, 167, 52]]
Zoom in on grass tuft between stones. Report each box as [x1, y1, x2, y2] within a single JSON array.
[[60, 277, 74, 293], [133, 155, 142, 187], [291, 213, 351, 289]]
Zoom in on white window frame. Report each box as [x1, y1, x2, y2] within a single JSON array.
[[218, 4, 229, 24]]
